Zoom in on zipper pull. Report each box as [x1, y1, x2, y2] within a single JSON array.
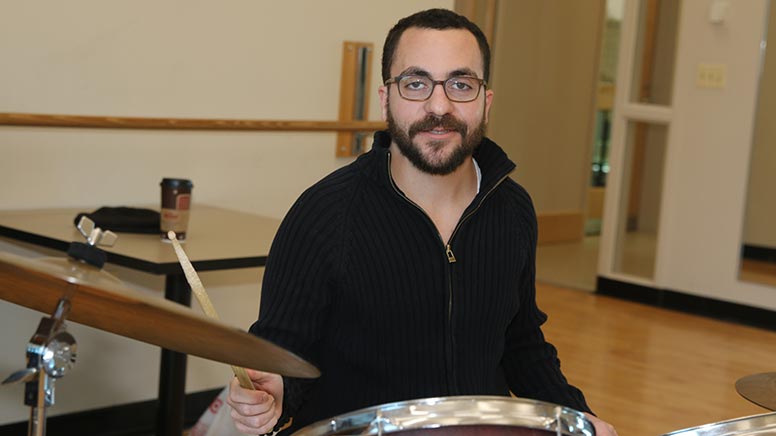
[[446, 244, 457, 263]]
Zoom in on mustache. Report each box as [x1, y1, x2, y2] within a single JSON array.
[[408, 114, 468, 138]]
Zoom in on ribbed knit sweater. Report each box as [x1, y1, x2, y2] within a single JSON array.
[[250, 131, 591, 433]]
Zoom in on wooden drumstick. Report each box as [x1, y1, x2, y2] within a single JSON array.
[[168, 231, 256, 390]]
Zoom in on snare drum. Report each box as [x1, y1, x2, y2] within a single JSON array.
[[662, 411, 776, 436], [293, 395, 595, 435]]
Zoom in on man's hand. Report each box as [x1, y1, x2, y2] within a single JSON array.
[[227, 369, 284, 434], [585, 413, 618, 436]]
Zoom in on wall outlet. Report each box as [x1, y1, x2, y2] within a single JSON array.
[[697, 63, 727, 89]]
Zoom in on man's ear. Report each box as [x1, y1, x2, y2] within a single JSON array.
[[378, 86, 389, 121], [483, 88, 494, 124]]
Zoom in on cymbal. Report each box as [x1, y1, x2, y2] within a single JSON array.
[[736, 372, 776, 411], [0, 251, 319, 379]]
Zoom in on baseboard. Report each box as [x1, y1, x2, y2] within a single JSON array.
[[537, 211, 585, 244], [742, 244, 776, 263], [0, 388, 221, 436], [596, 276, 776, 331]]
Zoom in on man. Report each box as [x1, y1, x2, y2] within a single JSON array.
[[228, 8, 616, 436]]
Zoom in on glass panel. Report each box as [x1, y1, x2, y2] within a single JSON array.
[[739, 3, 776, 287], [586, 0, 623, 237], [591, 110, 612, 188], [613, 121, 668, 279], [630, 0, 680, 105]]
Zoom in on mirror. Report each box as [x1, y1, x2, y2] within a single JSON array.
[[739, 3, 776, 287]]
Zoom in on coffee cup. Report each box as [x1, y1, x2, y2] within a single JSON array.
[[160, 178, 193, 241]]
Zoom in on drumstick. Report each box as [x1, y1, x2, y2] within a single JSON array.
[[167, 231, 256, 390]]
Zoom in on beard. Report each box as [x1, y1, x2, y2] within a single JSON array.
[[386, 105, 486, 176]]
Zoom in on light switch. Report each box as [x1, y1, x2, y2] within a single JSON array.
[[697, 63, 727, 89], [709, 0, 730, 24]]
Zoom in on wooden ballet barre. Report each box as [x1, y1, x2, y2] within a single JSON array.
[[0, 112, 386, 132]]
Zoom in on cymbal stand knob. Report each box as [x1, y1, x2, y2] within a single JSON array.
[[40, 332, 77, 379], [67, 216, 118, 269]]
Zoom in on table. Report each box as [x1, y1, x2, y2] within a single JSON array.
[[0, 205, 280, 436]]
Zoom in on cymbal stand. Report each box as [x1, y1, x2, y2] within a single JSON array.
[[1, 217, 113, 436], [2, 297, 77, 436]]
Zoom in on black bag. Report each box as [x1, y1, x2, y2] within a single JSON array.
[[74, 207, 160, 234]]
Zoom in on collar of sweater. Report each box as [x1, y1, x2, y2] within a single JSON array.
[[359, 130, 516, 196]]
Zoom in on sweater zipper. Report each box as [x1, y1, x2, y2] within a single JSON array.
[[386, 154, 510, 259], [385, 154, 448, 248], [386, 154, 458, 391], [444, 172, 511, 258], [441, 172, 509, 394], [386, 152, 510, 394]]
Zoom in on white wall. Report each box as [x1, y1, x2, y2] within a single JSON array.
[[602, 0, 776, 309], [657, 0, 776, 307], [0, 0, 452, 424]]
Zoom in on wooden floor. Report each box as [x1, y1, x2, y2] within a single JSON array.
[[536, 282, 776, 435], [740, 259, 776, 287]]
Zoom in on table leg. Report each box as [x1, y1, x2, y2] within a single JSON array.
[[156, 273, 191, 436]]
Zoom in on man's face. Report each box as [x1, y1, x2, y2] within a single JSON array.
[[379, 28, 493, 175]]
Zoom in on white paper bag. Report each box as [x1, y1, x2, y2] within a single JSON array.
[[189, 386, 252, 436]]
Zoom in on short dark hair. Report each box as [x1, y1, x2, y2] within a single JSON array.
[[381, 8, 491, 83]]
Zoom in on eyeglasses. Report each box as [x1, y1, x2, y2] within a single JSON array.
[[385, 74, 487, 102]]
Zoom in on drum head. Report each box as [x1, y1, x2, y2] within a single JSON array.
[[293, 395, 594, 435], [662, 411, 776, 436]]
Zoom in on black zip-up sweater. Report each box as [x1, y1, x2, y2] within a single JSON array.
[[251, 131, 591, 433]]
